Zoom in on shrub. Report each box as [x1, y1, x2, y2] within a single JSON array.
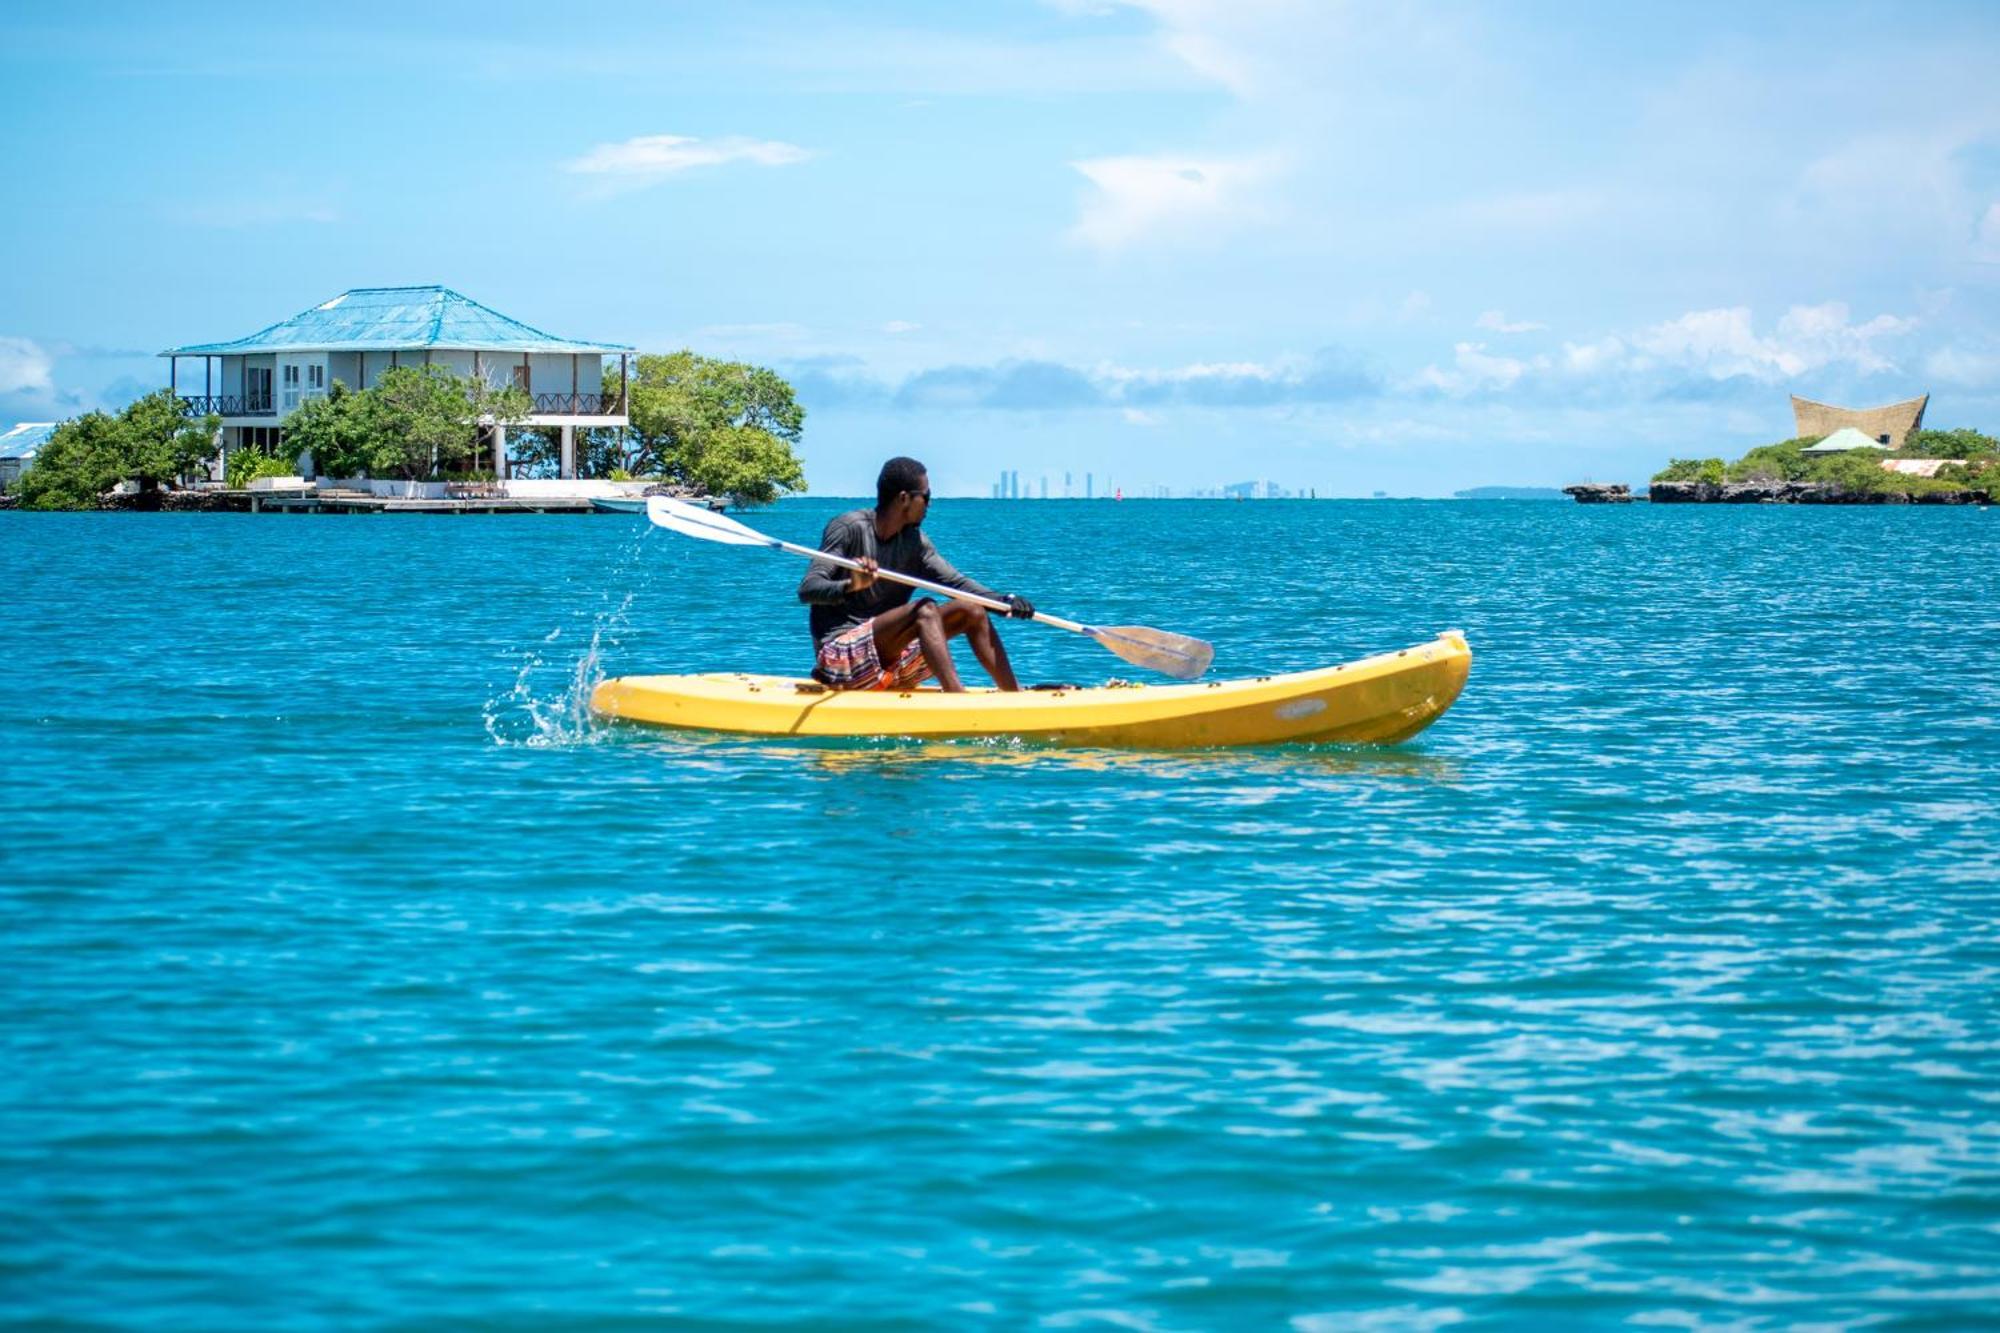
[[1653, 457, 1726, 485], [1725, 436, 1816, 482], [1901, 427, 1999, 460], [226, 449, 296, 489]]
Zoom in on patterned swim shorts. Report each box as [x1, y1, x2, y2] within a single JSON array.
[[813, 616, 933, 691]]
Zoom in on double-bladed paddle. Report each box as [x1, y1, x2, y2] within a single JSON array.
[[645, 495, 1215, 680]]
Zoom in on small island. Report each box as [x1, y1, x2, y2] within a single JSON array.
[[1567, 393, 1998, 505], [1648, 425, 1996, 504]]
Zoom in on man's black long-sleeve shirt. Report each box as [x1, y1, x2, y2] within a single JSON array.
[[797, 508, 999, 650]]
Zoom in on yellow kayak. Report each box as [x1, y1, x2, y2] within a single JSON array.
[[591, 631, 1470, 748]]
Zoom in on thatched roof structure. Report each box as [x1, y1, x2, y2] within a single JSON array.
[[1791, 393, 1928, 449]]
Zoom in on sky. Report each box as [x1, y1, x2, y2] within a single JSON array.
[[3, 0, 1998, 496]]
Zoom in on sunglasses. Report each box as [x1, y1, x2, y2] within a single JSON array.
[[910, 490, 932, 501]]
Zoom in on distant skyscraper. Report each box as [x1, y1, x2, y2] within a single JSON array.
[[1086, 472, 1093, 500], [1039, 476, 1048, 499]]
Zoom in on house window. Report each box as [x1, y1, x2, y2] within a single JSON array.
[[246, 367, 273, 412], [1878, 434, 1890, 444], [308, 364, 325, 390], [282, 363, 300, 411]]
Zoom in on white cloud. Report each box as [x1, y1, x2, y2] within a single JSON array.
[[1476, 310, 1546, 334], [1561, 336, 1626, 374], [1924, 345, 2000, 386], [1068, 151, 1282, 250], [1632, 303, 1916, 380], [1087, 0, 1349, 101], [1122, 407, 1164, 426], [882, 320, 921, 335], [564, 134, 810, 181], [1098, 357, 1279, 386], [0, 336, 54, 395], [1415, 342, 1537, 395]]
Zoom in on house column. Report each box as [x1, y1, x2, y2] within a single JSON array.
[[560, 425, 575, 480], [205, 357, 212, 400], [492, 424, 507, 479], [169, 358, 177, 393]]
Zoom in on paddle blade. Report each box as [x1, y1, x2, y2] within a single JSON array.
[[645, 495, 772, 547], [1089, 625, 1215, 681]]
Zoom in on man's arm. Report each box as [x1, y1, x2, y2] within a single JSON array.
[[798, 516, 869, 605]]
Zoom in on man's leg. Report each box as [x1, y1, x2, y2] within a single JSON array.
[[941, 602, 1020, 691], [869, 599, 964, 691]]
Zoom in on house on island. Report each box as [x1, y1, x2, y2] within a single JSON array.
[[1791, 393, 1927, 449], [0, 422, 56, 489], [161, 286, 631, 480]]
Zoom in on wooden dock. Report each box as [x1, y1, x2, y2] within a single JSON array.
[[246, 487, 598, 515]]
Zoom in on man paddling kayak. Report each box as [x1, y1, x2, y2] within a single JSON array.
[[798, 457, 1034, 692]]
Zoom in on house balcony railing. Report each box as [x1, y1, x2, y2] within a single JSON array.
[[528, 392, 626, 416], [180, 395, 275, 417], [176, 392, 627, 418]]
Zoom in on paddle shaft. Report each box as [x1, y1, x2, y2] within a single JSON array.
[[751, 531, 1092, 633], [646, 495, 1212, 679]]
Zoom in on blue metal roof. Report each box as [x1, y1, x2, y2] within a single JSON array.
[[0, 422, 56, 460], [161, 286, 633, 356]]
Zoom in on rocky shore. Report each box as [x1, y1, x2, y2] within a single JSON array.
[[1562, 484, 1633, 503], [1646, 480, 1990, 505]]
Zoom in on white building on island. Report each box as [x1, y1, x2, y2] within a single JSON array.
[[161, 286, 632, 479]]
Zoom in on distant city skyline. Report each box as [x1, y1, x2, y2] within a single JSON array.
[[3, 2, 1998, 496]]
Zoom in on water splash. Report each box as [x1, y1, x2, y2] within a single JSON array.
[[485, 590, 635, 747]]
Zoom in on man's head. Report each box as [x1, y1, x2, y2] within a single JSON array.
[[876, 456, 931, 516]]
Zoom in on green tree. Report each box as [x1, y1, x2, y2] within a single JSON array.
[[119, 389, 222, 490], [503, 426, 562, 479], [280, 381, 377, 479], [622, 351, 807, 501], [17, 412, 128, 509], [16, 392, 220, 509], [349, 365, 531, 479], [683, 423, 809, 506], [1811, 450, 1893, 493], [1902, 427, 2000, 459], [1725, 436, 1817, 482], [1652, 457, 1726, 485]]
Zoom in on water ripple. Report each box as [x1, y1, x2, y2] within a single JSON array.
[[2, 502, 1996, 1327]]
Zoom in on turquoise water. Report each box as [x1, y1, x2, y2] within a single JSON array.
[[4, 499, 1997, 1328]]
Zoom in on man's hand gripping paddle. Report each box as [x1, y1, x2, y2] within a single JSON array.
[[645, 496, 1215, 681]]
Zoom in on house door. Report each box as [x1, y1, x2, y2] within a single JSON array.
[[281, 363, 301, 412]]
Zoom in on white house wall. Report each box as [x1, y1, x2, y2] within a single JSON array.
[[522, 353, 607, 398], [430, 350, 478, 381], [220, 357, 244, 397], [328, 352, 361, 391]]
